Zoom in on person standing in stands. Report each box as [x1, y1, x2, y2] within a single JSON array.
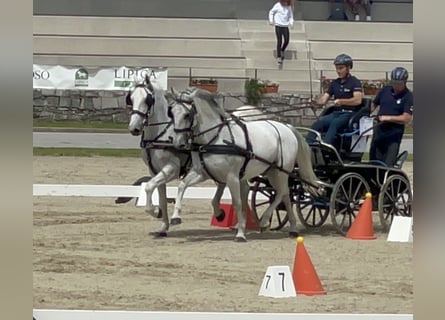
[[306, 53, 363, 145], [369, 67, 413, 166], [268, 0, 294, 64], [345, 0, 372, 21]]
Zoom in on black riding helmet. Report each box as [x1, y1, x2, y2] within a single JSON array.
[[333, 53, 353, 69], [390, 67, 409, 82]]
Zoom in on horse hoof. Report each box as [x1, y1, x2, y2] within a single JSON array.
[[170, 217, 182, 225], [146, 207, 162, 219], [148, 231, 167, 238], [259, 225, 270, 233], [215, 209, 225, 222], [234, 236, 247, 243], [288, 231, 300, 238], [154, 207, 162, 219], [115, 196, 132, 204]]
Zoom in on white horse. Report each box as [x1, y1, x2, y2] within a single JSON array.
[[167, 87, 321, 241], [127, 74, 227, 236]]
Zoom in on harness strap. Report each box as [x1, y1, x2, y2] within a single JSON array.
[[231, 117, 253, 179]]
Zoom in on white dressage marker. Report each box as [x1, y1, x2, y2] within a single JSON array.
[[33, 309, 413, 320], [33, 184, 142, 197], [387, 216, 413, 243], [258, 265, 296, 298]]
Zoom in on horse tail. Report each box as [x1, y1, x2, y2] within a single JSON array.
[[289, 126, 321, 196]]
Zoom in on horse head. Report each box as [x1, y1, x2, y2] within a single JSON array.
[[166, 87, 197, 149], [127, 73, 155, 136]]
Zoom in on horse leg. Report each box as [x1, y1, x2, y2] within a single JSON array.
[[226, 175, 247, 242], [211, 182, 227, 222], [258, 171, 299, 236], [267, 172, 299, 238], [144, 165, 177, 219], [148, 183, 169, 238], [171, 168, 207, 225]]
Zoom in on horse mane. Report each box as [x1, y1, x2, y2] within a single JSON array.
[[189, 87, 229, 121]]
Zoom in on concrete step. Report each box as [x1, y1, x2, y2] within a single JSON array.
[[242, 39, 308, 51], [304, 21, 413, 43], [34, 36, 243, 57], [243, 49, 309, 61], [238, 19, 306, 33], [310, 41, 413, 61], [246, 57, 313, 70], [239, 30, 306, 41], [34, 16, 240, 39], [33, 55, 248, 70]]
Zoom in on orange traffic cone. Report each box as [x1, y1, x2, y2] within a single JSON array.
[[292, 236, 326, 295], [346, 192, 376, 240]]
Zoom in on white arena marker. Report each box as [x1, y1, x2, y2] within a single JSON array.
[[33, 184, 142, 197], [33, 309, 413, 320], [387, 216, 413, 243], [258, 265, 296, 298]]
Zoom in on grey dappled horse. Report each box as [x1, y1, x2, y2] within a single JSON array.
[[167, 87, 321, 241], [126, 74, 226, 237]]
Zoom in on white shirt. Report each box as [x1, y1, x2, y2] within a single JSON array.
[[268, 2, 294, 27]]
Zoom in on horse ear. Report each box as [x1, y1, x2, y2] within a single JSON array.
[[170, 87, 180, 99], [165, 91, 175, 103]]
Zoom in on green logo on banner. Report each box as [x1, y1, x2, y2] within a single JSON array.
[[75, 68, 89, 87]]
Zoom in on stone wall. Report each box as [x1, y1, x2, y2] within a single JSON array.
[[33, 89, 322, 127]]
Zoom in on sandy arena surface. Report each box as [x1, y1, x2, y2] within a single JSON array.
[[33, 156, 413, 313]]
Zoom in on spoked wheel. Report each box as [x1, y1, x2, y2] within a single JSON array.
[[295, 188, 330, 228], [250, 179, 289, 231], [378, 174, 413, 231], [330, 172, 371, 235]]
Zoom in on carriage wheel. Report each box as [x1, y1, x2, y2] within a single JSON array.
[[250, 179, 289, 231], [378, 174, 413, 231], [330, 172, 371, 235], [295, 189, 330, 228]]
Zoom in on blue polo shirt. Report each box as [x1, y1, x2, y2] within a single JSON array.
[[373, 85, 413, 142], [327, 74, 362, 110]]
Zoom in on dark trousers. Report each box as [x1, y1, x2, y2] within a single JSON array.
[[306, 111, 353, 145], [369, 126, 403, 167], [275, 26, 290, 58]]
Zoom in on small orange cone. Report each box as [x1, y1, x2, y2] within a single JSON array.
[[292, 236, 326, 295], [346, 192, 376, 240]]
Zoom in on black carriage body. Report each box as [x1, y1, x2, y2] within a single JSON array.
[[250, 101, 412, 235]]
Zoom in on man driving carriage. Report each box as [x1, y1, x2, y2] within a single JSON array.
[[369, 67, 413, 167], [305, 53, 363, 146]]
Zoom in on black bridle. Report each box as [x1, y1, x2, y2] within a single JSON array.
[[168, 100, 197, 134], [127, 83, 155, 119]]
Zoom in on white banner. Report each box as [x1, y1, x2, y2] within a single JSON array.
[[33, 65, 168, 90]]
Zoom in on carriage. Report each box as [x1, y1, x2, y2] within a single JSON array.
[[249, 100, 413, 235], [126, 75, 412, 239]]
